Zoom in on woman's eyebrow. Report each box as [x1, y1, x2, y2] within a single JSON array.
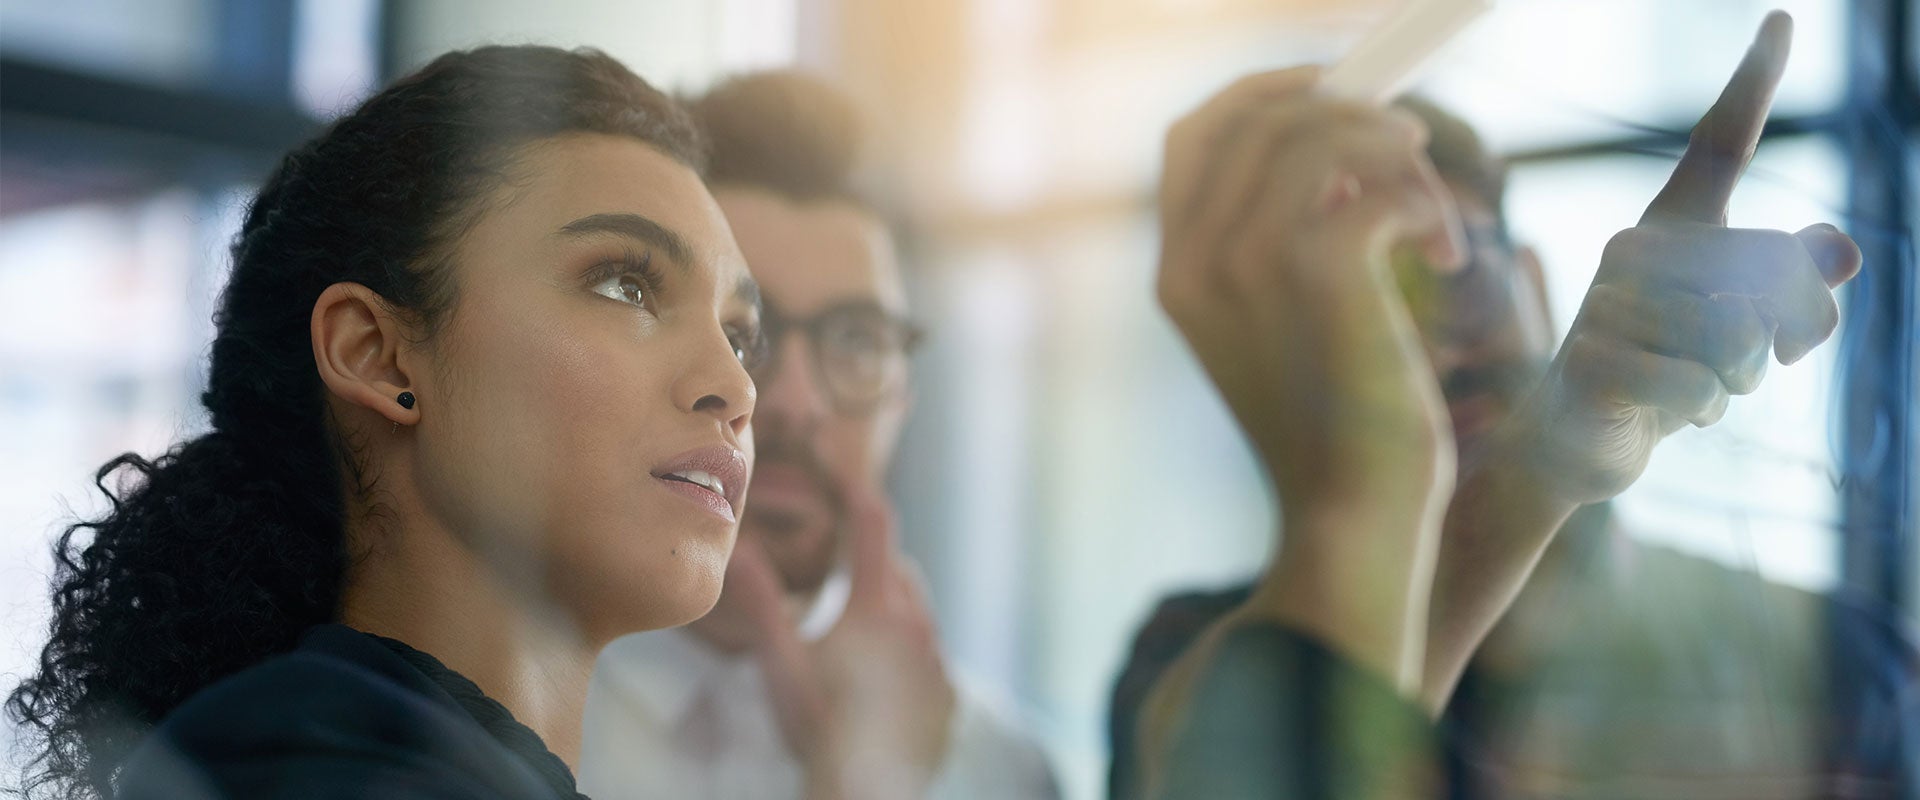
[[555, 213, 694, 266]]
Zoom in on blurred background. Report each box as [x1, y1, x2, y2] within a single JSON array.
[[1, 0, 1914, 797]]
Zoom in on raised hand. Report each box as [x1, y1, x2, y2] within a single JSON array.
[[1506, 10, 1861, 506], [1155, 64, 1467, 691], [1423, 10, 1864, 710], [727, 480, 955, 800], [1137, 69, 1479, 793]]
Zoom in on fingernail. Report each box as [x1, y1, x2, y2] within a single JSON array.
[[1758, 10, 1793, 53]]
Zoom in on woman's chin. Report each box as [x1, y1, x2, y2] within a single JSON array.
[[662, 560, 729, 629], [605, 534, 732, 634]]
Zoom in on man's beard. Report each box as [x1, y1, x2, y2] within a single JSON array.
[[1441, 359, 1544, 461], [740, 431, 846, 596]]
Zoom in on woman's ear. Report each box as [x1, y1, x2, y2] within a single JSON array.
[[311, 282, 420, 428]]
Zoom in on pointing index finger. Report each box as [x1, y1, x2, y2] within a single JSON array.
[[1642, 11, 1792, 226]]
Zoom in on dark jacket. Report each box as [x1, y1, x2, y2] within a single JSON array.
[[115, 624, 584, 800], [1110, 563, 1920, 800], [1139, 621, 1451, 800]]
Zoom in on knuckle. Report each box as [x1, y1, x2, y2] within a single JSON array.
[[1702, 316, 1761, 374], [1563, 331, 1600, 360], [1730, 309, 1774, 367], [1600, 227, 1657, 273], [1687, 363, 1724, 403], [1817, 293, 1841, 338], [1561, 333, 1612, 384], [1756, 227, 1800, 252], [1580, 284, 1633, 326], [1714, 351, 1767, 395], [1656, 288, 1707, 331], [1695, 393, 1730, 427], [1689, 123, 1756, 166], [1724, 358, 1767, 395]]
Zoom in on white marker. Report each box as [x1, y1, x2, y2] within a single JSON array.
[[1321, 0, 1496, 105]]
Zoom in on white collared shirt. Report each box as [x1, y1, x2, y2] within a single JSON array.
[[579, 628, 1059, 800]]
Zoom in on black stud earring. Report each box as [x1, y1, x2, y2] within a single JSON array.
[[397, 391, 416, 410]]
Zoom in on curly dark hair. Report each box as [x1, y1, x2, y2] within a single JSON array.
[[4, 45, 703, 800], [689, 70, 866, 204]]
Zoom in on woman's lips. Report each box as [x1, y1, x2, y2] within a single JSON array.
[[651, 445, 748, 523], [654, 474, 737, 523]]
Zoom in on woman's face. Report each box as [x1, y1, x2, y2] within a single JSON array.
[[409, 133, 759, 643]]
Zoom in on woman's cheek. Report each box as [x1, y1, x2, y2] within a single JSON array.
[[429, 308, 611, 541]]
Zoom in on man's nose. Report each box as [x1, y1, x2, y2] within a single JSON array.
[[756, 333, 828, 429]]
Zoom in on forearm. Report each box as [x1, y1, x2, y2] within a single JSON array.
[[1419, 438, 1577, 713], [1247, 494, 1448, 698]]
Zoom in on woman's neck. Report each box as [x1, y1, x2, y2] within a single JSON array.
[[337, 511, 598, 769]]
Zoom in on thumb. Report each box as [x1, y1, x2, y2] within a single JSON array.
[[730, 539, 828, 756]]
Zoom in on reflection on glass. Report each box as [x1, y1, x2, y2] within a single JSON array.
[[1507, 135, 1847, 591], [0, 186, 246, 730], [292, 0, 380, 118], [0, 0, 214, 86], [1424, 0, 1846, 151]]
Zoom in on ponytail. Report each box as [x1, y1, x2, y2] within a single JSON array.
[[7, 432, 343, 797]]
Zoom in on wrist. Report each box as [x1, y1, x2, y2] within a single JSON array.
[[1249, 504, 1445, 695], [1462, 422, 1583, 530], [1416, 423, 1583, 712]]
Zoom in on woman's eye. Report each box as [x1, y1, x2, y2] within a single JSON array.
[[728, 328, 765, 368], [591, 274, 649, 309]]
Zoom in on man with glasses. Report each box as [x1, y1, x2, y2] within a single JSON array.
[[580, 71, 1058, 800]]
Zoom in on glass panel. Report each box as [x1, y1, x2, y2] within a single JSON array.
[[391, 0, 801, 95], [944, 0, 1847, 219], [1908, 131, 1919, 628], [1505, 134, 1849, 590], [0, 0, 215, 87], [1423, 0, 1847, 152], [292, 0, 381, 118], [898, 213, 1276, 798], [0, 184, 245, 711]]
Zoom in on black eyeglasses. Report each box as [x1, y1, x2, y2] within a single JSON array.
[[747, 300, 925, 415]]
